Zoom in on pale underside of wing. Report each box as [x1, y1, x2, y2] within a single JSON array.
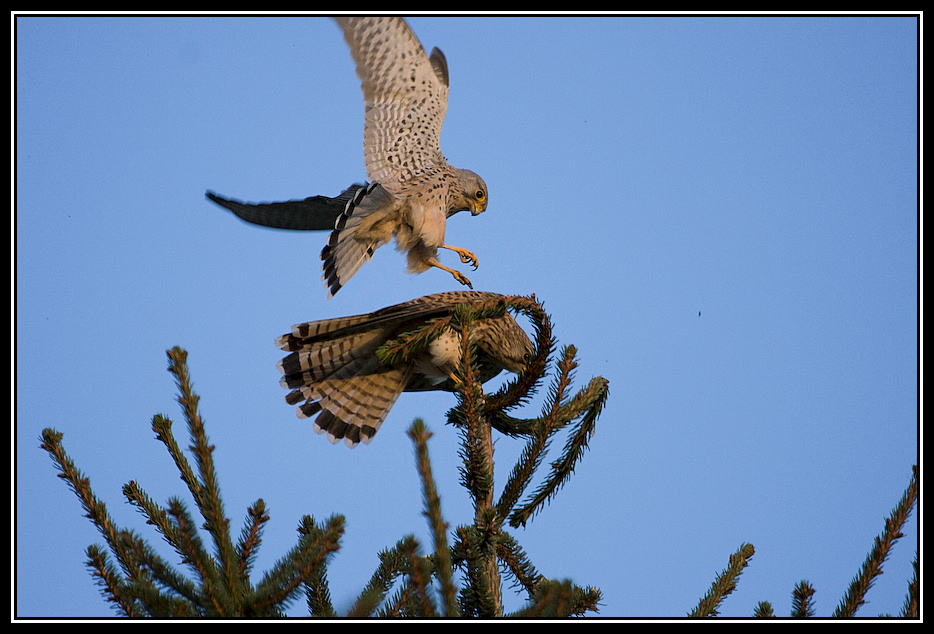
[[335, 16, 451, 191]]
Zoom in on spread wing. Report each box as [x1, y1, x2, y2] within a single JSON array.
[[205, 186, 366, 231], [336, 16, 451, 191]]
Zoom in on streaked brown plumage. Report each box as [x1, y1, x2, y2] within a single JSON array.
[[276, 291, 533, 447]]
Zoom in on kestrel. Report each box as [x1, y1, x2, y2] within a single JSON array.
[[276, 291, 533, 447], [207, 17, 488, 298]]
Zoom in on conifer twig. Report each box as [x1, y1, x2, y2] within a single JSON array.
[[790, 580, 816, 617], [753, 601, 775, 617], [832, 465, 918, 617], [689, 543, 755, 617], [84, 544, 143, 617], [237, 500, 269, 580], [164, 347, 239, 593], [408, 419, 458, 617], [495, 531, 542, 596], [251, 514, 344, 615], [350, 536, 418, 617], [899, 555, 919, 618]]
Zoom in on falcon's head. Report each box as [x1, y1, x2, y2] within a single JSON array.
[[471, 314, 535, 376], [450, 168, 489, 217]]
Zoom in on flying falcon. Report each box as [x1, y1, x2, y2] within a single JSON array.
[[276, 291, 533, 447], [207, 16, 488, 297]]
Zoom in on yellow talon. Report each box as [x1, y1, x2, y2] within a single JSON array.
[[442, 245, 479, 270], [428, 256, 473, 288], [452, 271, 473, 288]]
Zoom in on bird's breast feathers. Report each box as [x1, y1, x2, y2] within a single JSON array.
[[414, 329, 461, 384]]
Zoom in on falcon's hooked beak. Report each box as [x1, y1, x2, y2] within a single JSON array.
[[470, 200, 487, 216]]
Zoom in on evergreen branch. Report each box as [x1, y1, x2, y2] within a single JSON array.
[[548, 374, 611, 432], [120, 569, 202, 617], [150, 414, 201, 503], [509, 578, 602, 618], [125, 434, 240, 616], [345, 586, 383, 619], [237, 500, 270, 581], [403, 540, 437, 617], [302, 557, 336, 618], [753, 601, 775, 617], [121, 480, 213, 587], [455, 323, 495, 507], [148, 413, 236, 613], [350, 536, 418, 617], [790, 580, 816, 617], [376, 316, 451, 367], [368, 536, 422, 617], [453, 526, 499, 617], [496, 422, 551, 525], [452, 311, 504, 616], [407, 419, 459, 617], [149, 415, 227, 588], [507, 375, 608, 528], [688, 543, 755, 617], [498, 346, 579, 525], [899, 554, 918, 618], [39, 429, 155, 597], [84, 544, 142, 617], [832, 465, 918, 617], [495, 531, 542, 596], [571, 585, 604, 616], [509, 579, 575, 618], [164, 347, 240, 596], [379, 584, 416, 618], [448, 406, 546, 439], [545, 345, 579, 421], [486, 411, 541, 437], [250, 514, 344, 615], [166, 496, 233, 615], [115, 527, 203, 610], [42, 429, 199, 617]]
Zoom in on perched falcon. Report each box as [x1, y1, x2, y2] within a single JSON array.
[[276, 291, 533, 447], [207, 17, 488, 298]]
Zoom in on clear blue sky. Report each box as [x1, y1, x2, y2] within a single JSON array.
[[15, 14, 919, 619]]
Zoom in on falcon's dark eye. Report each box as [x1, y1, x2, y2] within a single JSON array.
[[475, 189, 485, 201]]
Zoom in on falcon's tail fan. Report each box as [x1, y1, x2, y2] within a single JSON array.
[[276, 328, 386, 388], [320, 182, 400, 298], [284, 356, 411, 448]]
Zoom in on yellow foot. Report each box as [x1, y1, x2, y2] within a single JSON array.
[[451, 270, 474, 288], [442, 245, 479, 270], [428, 257, 473, 288]]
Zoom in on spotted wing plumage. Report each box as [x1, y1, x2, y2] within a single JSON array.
[[335, 16, 450, 191]]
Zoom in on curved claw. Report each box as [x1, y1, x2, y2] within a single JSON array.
[[460, 252, 479, 270], [427, 256, 474, 288], [442, 245, 479, 270], [452, 270, 474, 288]]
